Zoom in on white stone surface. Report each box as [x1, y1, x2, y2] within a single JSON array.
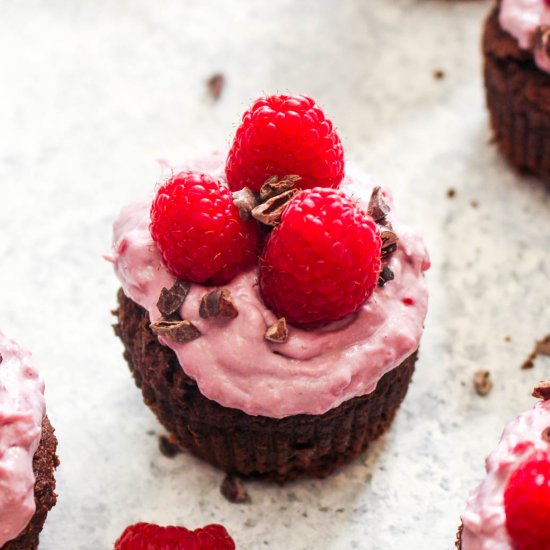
[[1, 0, 549, 548]]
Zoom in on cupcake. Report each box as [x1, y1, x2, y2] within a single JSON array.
[[110, 94, 430, 482], [0, 332, 58, 550], [483, 0, 550, 183], [457, 381, 550, 550]]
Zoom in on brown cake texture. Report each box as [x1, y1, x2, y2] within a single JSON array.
[[114, 289, 418, 482], [2, 417, 59, 550], [455, 523, 464, 549], [483, 2, 550, 183]]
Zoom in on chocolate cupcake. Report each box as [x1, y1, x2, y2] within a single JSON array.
[[109, 94, 430, 482], [0, 333, 58, 550], [483, 0, 550, 183], [456, 381, 550, 549]]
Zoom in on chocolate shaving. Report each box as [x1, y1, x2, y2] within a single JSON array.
[[157, 280, 191, 317], [0, 353, 2, 365], [159, 435, 182, 458], [534, 25, 550, 61], [265, 317, 288, 343], [207, 73, 225, 101], [251, 188, 299, 226], [380, 228, 399, 255], [220, 475, 250, 504], [199, 289, 238, 320], [521, 334, 550, 369], [259, 175, 301, 201], [474, 370, 493, 396], [533, 381, 550, 401], [542, 427, 550, 443], [367, 186, 390, 223], [232, 187, 258, 221], [378, 266, 395, 287], [150, 318, 201, 343]]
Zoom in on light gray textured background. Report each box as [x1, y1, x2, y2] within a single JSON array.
[[1, 0, 549, 548]]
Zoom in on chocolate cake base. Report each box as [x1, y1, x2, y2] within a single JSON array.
[[2, 417, 59, 550], [114, 289, 418, 482], [483, 4, 550, 184]]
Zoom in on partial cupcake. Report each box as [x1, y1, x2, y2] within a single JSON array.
[[457, 381, 550, 550], [114, 522, 235, 549], [483, 0, 550, 183], [0, 332, 58, 550], [110, 94, 430, 482]]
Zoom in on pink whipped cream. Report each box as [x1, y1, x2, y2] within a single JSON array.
[[109, 154, 429, 418], [0, 332, 45, 547], [460, 397, 550, 549], [500, 0, 550, 72]]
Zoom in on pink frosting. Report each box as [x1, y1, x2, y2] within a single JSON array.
[[0, 332, 45, 547], [460, 398, 550, 550], [500, 0, 550, 72], [109, 156, 430, 418]]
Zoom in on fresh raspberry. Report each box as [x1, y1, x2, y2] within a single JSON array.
[[225, 94, 344, 192], [114, 522, 236, 550], [150, 171, 258, 285], [504, 450, 550, 550], [259, 187, 382, 327]]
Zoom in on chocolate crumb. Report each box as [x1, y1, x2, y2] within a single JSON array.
[[367, 187, 390, 222], [447, 188, 456, 199], [150, 318, 201, 343], [259, 175, 301, 201], [533, 380, 550, 400], [470, 200, 479, 209], [433, 69, 445, 80], [380, 229, 399, 254], [159, 434, 182, 458], [157, 280, 191, 317], [504, 336, 511, 343], [199, 289, 238, 320], [207, 73, 225, 100], [232, 187, 258, 221], [521, 334, 550, 369], [522, 353, 536, 370], [220, 475, 250, 504], [378, 266, 395, 287], [251, 189, 299, 226], [265, 317, 288, 343], [542, 427, 550, 442], [474, 370, 493, 396], [0, 353, 2, 365]]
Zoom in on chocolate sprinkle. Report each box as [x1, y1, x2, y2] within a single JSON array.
[[150, 318, 201, 343], [474, 370, 493, 396], [251, 188, 299, 226], [259, 174, 301, 201], [220, 475, 250, 504], [265, 317, 288, 343], [533, 380, 550, 401], [199, 289, 238, 320], [157, 280, 191, 317], [207, 73, 225, 101], [367, 186, 390, 222], [232, 187, 258, 221], [159, 435, 182, 458], [378, 266, 395, 287]]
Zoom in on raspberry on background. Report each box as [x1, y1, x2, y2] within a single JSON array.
[[114, 522, 236, 550], [504, 450, 550, 550], [225, 94, 345, 192], [150, 171, 259, 285], [259, 187, 382, 327]]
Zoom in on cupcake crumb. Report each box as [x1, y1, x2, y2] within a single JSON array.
[[521, 334, 550, 369], [207, 73, 225, 101], [446, 188, 456, 198], [221, 475, 250, 504], [433, 69, 445, 80], [158, 435, 182, 458], [474, 370, 493, 396]]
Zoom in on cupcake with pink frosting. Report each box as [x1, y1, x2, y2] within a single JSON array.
[[457, 381, 550, 550], [483, 0, 550, 183], [110, 94, 430, 481], [0, 332, 58, 550]]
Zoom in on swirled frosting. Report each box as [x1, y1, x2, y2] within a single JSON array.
[[109, 154, 430, 418], [0, 332, 45, 547], [460, 397, 550, 549], [500, 0, 550, 73]]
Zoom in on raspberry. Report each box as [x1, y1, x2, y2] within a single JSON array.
[[504, 450, 550, 550], [225, 94, 344, 192], [150, 171, 258, 285], [114, 522, 236, 550], [259, 187, 381, 327]]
